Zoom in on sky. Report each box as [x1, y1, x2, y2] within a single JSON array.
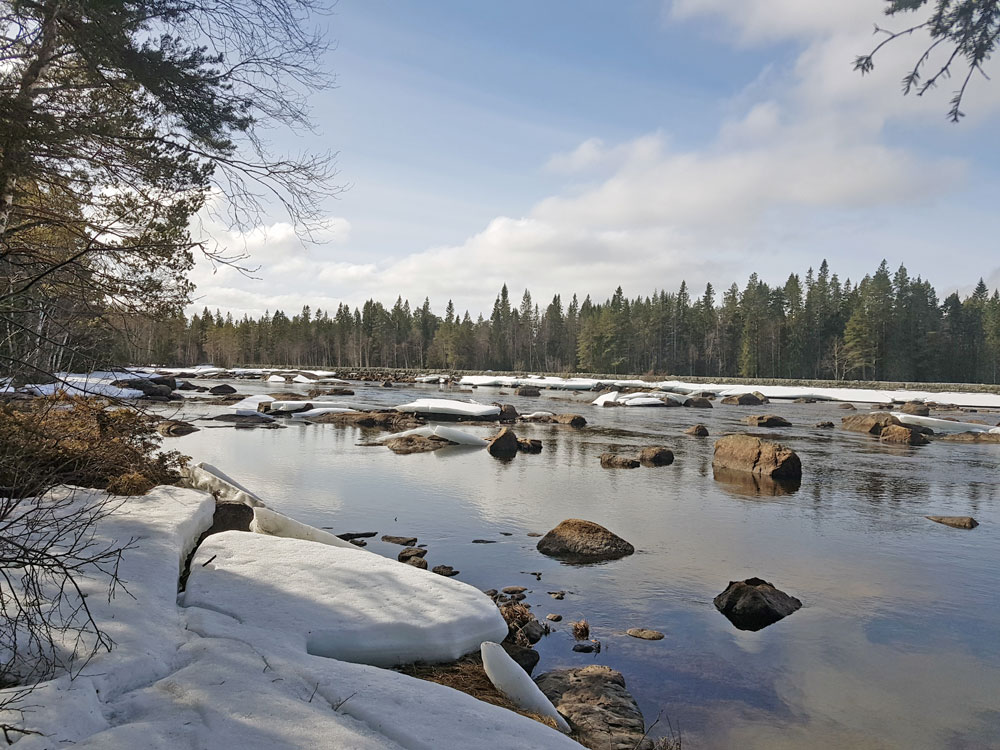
[[188, 0, 1000, 319]]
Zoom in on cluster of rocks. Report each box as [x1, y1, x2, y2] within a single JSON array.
[[720, 391, 769, 406], [380, 535, 461, 576], [487, 427, 543, 458], [841, 413, 929, 445]]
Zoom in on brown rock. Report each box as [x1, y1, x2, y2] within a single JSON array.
[[879, 424, 929, 445], [625, 628, 664, 641], [536, 519, 634, 561], [721, 392, 766, 406], [546, 614, 562, 622], [841, 412, 902, 436], [312, 410, 424, 431], [405, 557, 428, 570], [685, 424, 709, 437], [815, 421, 834, 429], [487, 426, 520, 458], [901, 401, 930, 416], [517, 438, 543, 454], [600, 453, 640, 469], [432, 565, 459, 576], [838, 403, 857, 410], [535, 666, 651, 750], [307, 387, 354, 397], [498, 403, 519, 423], [516, 386, 541, 397], [385, 435, 454, 454], [687, 397, 714, 408], [397, 547, 427, 562], [743, 414, 791, 428], [926, 515, 979, 529], [157, 419, 199, 437], [638, 446, 674, 466], [381, 535, 418, 546], [937, 431, 1000, 443], [712, 434, 802, 480], [552, 413, 587, 427]]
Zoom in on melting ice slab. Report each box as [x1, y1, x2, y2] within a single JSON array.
[[183, 531, 508, 667]]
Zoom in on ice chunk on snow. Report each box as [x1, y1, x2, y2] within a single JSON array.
[[229, 394, 274, 410], [251, 506, 363, 551], [267, 374, 287, 382], [378, 425, 488, 446], [480, 642, 571, 732], [891, 412, 990, 434], [592, 391, 619, 406], [183, 531, 508, 667], [395, 398, 501, 418], [291, 407, 357, 419]]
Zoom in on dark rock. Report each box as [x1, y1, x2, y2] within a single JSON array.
[[381, 535, 418, 546], [926, 515, 979, 529], [599, 453, 639, 469], [206, 413, 275, 425], [471, 539, 497, 544], [336, 531, 378, 541], [432, 565, 459, 577], [549, 591, 565, 600], [349, 539, 367, 547], [177, 380, 198, 391], [483, 589, 498, 598], [535, 666, 649, 750], [743, 414, 791, 428], [552, 413, 587, 427], [487, 426, 520, 458], [625, 628, 664, 641], [498, 403, 519, 423], [815, 421, 835, 429], [879, 424, 930, 445], [638, 446, 674, 466], [517, 438, 543, 454], [520, 619, 547, 644], [385, 435, 453, 454], [712, 434, 802, 480], [793, 397, 817, 404], [536, 519, 635, 562], [405, 557, 428, 570], [714, 577, 802, 631], [687, 397, 714, 408], [157, 419, 199, 437], [516, 386, 541, 397], [526, 532, 543, 537], [307, 387, 355, 397], [382, 380, 393, 387], [209, 384, 237, 395], [397, 547, 427, 562], [721, 393, 766, 406], [501, 642, 540, 675], [572, 643, 596, 653], [685, 424, 709, 437]]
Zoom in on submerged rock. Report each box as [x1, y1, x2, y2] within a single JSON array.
[[625, 628, 664, 641], [157, 419, 199, 437], [536, 519, 635, 562], [712, 434, 802, 480], [838, 402, 857, 410], [926, 515, 979, 529], [937, 431, 1000, 443], [713, 577, 802, 631], [638, 446, 674, 466], [382, 535, 418, 546], [535, 665, 651, 750], [599, 453, 639, 469], [815, 421, 835, 429], [685, 424, 709, 437], [743, 414, 791, 428], [385, 435, 454, 454]]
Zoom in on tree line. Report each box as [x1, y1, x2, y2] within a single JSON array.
[[121, 260, 1000, 384]]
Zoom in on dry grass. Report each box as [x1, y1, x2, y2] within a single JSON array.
[[571, 619, 590, 640], [396, 655, 559, 731], [498, 601, 536, 646]]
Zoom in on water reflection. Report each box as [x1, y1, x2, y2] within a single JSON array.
[[166, 381, 1000, 749], [712, 467, 802, 498]]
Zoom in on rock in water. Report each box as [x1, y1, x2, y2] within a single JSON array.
[[638, 447, 674, 466], [552, 413, 587, 427], [384, 435, 453, 454], [926, 515, 979, 529], [599, 453, 639, 469], [381, 535, 418, 546], [535, 665, 650, 750], [721, 393, 765, 406], [432, 565, 459, 577], [498, 404, 519, 423], [517, 438, 543, 454], [838, 402, 857, 410], [625, 628, 664, 640], [742, 414, 791, 428], [815, 422, 834, 429], [405, 557, 429, 570], [841, 412, 901, 436], [487, 426, 520, 458], [397, 547, 426, 562], [157, 419, 199, 437], [901, 401, 930, 416], [714, 577, 802, 631], [209, 383, 237, 395], [536, 519, 634, 562], [712, 434, 802, 480], [516, 386, 541, 397], [687, 397, 714, 408], [879, 424, 930, 445], [938, 432, 1000, 443], [685, 424, 709, 437]]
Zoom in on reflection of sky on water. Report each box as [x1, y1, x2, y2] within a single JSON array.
[[169, 381, 1000, 749]]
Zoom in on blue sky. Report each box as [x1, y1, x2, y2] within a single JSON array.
[[191, 0, 1000, 318]]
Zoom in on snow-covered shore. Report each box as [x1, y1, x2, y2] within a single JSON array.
[[0, 475, 582, 748]]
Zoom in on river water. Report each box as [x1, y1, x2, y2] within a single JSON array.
[[163, 380, 1000, 749]]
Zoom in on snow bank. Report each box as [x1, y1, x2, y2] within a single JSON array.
[[2, 485, 580, 750], [183, 531, 508, 667], [251, 506, 363, 550], [481, 642, 570, 732], [891, 412, 992, 434], [592, 391, 619, 406], [379, 425, 488, 447], [182, 462, 267, 507], [395, 398, 501, 418]]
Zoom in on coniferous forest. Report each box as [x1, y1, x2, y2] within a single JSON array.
[[123, 260, 1000, 383]]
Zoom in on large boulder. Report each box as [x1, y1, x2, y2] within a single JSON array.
[[879, 424, 930, 445], [841, 412, 901, 436], [743, 414, 791, 428], [713, 577, 802, 631], [536, 519, 634, 562], [638, 447, 674, 466], [498, 403, 519, 423], [599, 453, 639, 469], [534, 665, 652, 750], [721, 393, 766, 406], [209, 383, 238, 395], [900, 401, 930, 416], [712, 434, 802, 480], [488, 427, 520, 458]]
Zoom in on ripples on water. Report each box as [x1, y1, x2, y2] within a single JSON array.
[[165, 382, 1000, 749]]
